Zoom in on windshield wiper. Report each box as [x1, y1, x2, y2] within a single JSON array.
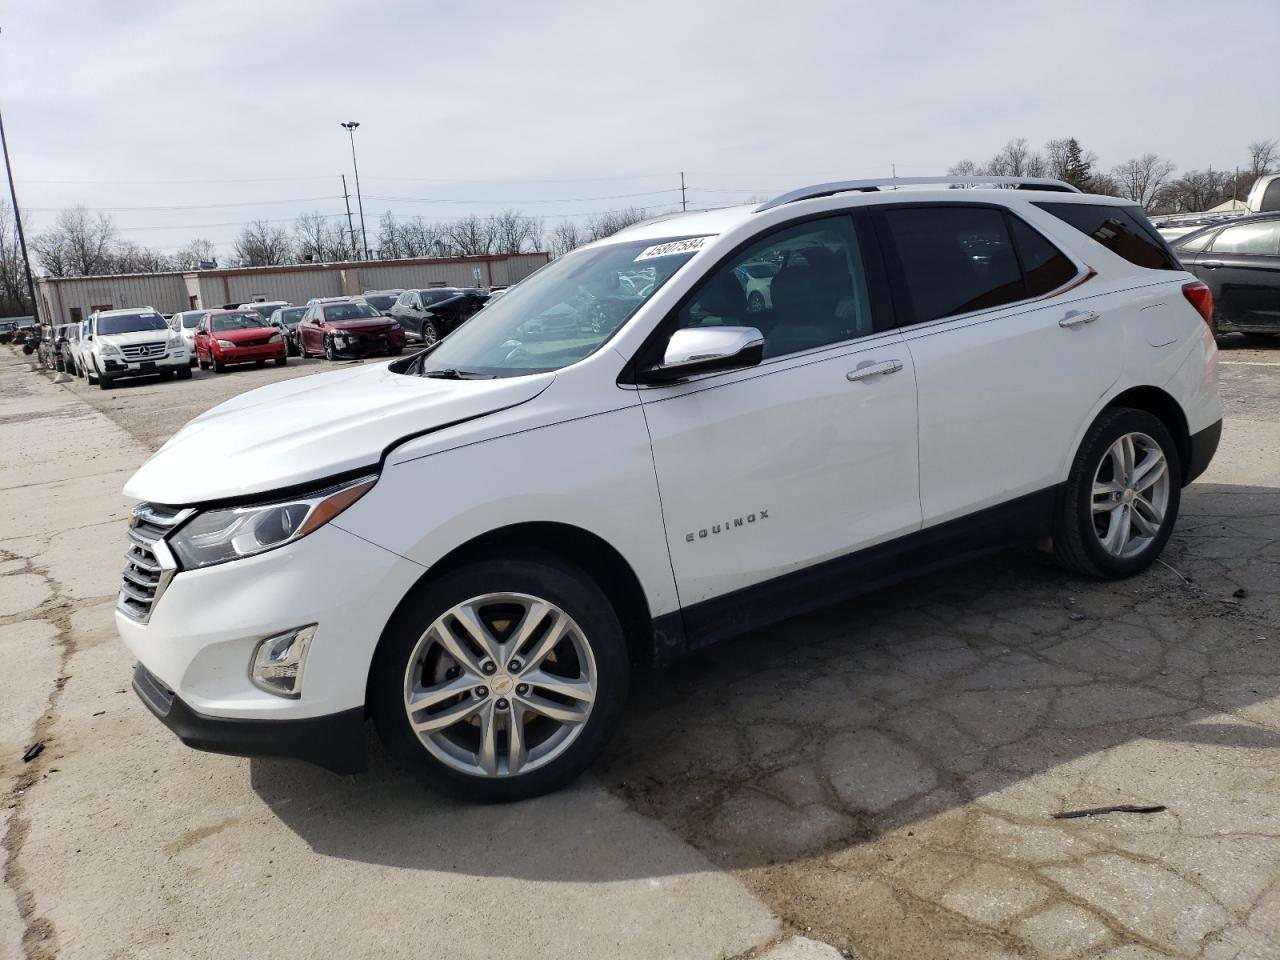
[[420, 367, 493, 380]]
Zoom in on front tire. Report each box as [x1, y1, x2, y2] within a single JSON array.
[[324, 337, 337, 361], [370, 553, 629, 802], [1054, 408, 1181, 579], [99, 375, 114, 390], [421, 320, 440, 347], [275, 356, 288, 367]]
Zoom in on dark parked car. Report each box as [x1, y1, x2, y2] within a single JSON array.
[[296, 300, 406, 360], [1173, 212, 1280, 336], [59, 324, 80, 374], [356, 290, 404, 316], [268, 305, 308, 356], [389, 288, 489, 345]]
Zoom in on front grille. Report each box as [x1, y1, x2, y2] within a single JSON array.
[[117, 503, 187, 623], [236, 336, 272, 347], [120, 341, 167, 360]]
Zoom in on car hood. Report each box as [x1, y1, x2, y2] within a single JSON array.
[[96, 329, 171, 347], [124, 363, 555, 504], [212, 326, 276, 343]]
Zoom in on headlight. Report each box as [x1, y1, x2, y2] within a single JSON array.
[[216, 339, 235, 349], [388, 321, 401, 330], [168, 331, 182, 346], [100, 341, 123, 357], [268, 332, 282, 343], [168, 475, 377, 570]]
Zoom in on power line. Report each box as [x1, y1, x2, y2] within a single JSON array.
[[26, 195, 343, 213]]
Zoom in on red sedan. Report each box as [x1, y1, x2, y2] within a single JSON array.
[[297, 300, 406, 360], [194, 310, 288, 372]]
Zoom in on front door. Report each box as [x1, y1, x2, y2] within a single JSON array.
[[639, 214, 921, 625]]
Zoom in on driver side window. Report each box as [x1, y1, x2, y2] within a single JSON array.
[[674, 216, 873, 359]]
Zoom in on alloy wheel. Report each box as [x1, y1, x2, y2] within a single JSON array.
[[422, 321, 438, 347], [402, 593, 597, 778], [1091, 431, 1170, 559]]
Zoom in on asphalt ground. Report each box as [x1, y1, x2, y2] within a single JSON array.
[[2, 332, 1278, 960]]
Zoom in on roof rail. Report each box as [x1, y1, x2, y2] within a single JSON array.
[[755, 176, 1080, 212]]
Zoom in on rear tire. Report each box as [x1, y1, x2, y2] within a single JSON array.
[[1053, 407, 1181, 579], [370, 552, 629, 802]]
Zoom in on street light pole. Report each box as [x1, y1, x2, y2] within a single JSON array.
[[341, 121, 370, 260], [0, 104, 39, 322]]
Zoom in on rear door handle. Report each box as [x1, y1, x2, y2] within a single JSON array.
[[846, 359, 904, 382], [1200, 260, 1224, 269], [1058, 310, 1100, 328]]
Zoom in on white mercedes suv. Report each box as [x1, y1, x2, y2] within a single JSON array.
[[86, 307, 191, 388], [116, 177, 1222, 801]]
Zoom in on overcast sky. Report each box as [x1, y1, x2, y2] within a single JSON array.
[[4, 0, 1278, 257]]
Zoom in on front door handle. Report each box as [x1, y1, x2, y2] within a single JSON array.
[[1200, 260, 1224, 269], [1059, 310, 1100, 328], [846, 359, 904, 382]]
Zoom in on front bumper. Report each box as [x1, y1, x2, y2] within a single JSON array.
[[330, 332, 404, 356], [133, 663, 367, 774], [115, 522, 424, 721], [215, 342, 286, 364], [102, 351, 187, 377]]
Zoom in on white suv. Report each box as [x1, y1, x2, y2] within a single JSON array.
[[86, 307, 191, 389], [116, 177, 1222, 801]]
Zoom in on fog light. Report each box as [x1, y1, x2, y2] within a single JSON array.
[[250, 625, 316, 698]]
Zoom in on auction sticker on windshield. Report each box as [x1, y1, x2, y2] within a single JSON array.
[[634, 236, 710, 261]]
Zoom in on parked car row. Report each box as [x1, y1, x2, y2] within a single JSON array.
[[13, 286, 503, 391]]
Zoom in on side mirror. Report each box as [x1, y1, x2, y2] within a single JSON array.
[[643, 326, 765, 382]]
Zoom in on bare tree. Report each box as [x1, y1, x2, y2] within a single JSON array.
[[946, 159, 982, 177], [31, 205, 117, 276], [1161, 168, 1234, 213], [1248, 138, 1277, 180], [987, 138, 1039, 177], [491, 209, 543, 254], [113, 240, 173, 274], [445, 214, 495, 256], [233, 219, 293, 266], [293, 211, 350, 263], [549, 220, 585, 257], [1111, 154, 1176, 209], [0, 199, 33, 315], [585, 207, 648, 242], [173, 237, 217, 269], [1088, 172, 1122, 198]]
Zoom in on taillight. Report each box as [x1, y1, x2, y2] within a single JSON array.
[[1182, 281, 1214, 331]]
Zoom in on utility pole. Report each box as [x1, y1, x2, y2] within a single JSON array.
[[680, 171, 687, 212], [341, 174, 357, 260], [341, 122, 370, 260], [0, 103, 38, 322]]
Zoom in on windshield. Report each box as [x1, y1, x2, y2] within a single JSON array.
[[97, 312, 168, 335], [421, 289, 460, 305], [323, 303, 383, 322], [363, 295, 396, 310], [279, 307, 306, 325], [419, 235, 704, 377], [211, 312, 269, 331], [249, 304, 280, 319], [181, 311, 208, 328]]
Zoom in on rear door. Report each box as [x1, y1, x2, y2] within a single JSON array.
[[1194, 219, 1280, 332], [873, 202, 1124, 526]]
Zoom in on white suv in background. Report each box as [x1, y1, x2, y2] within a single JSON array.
[[168, 310, 211, 366], [85, 307, 191, 389], [116, 176, 1222, 801]]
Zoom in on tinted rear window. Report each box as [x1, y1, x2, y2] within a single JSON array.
[[1034, 202, 1179, 270], [1009, 216, 1078, 296]]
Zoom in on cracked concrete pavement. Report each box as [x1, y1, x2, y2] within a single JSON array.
[[2, 337, 1279, 959]]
